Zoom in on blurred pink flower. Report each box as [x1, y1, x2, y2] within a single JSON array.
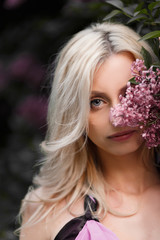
[[110, 59, 160, 148], [9, 54, 45, 88], [17, 95, 48, 129], [3, 0, 26, 9]]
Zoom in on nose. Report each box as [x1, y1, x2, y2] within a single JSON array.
[[111, 97, 120, 108]]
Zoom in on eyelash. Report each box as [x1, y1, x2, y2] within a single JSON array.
[[90, 98, 104, 109]]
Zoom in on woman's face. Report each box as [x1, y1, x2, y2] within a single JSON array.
[[88, 52, 143, 157]]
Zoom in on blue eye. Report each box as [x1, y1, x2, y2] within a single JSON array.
[[90, 99, 103, 108]]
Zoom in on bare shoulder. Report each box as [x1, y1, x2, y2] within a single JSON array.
[[21, 187, 44, 220], [48, 196, 85, 239], [20, 187, 49, 240], [20, 187, 84, 240]]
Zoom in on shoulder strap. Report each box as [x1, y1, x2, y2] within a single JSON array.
[[54, 195, 98, 240], [84, 195, 98, 220]]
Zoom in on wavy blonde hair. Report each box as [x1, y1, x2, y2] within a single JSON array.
[[20, 22, 158, 226]]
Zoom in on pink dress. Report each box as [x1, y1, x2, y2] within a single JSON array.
[[76, 220, 119, 240], [54, 195, 119, 240]]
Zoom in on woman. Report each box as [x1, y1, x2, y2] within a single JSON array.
[[19, 22, 160, 240]]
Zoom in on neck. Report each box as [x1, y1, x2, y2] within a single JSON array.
[[98, 147, 160, 195]]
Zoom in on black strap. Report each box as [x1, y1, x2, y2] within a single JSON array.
[[54, 195, 98, 240], [84, 195, 98, 220]]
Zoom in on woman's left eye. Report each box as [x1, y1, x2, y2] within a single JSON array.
[[90, 99, 103, 109]]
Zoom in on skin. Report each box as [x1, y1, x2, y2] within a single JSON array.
[[20, 52, 160, 240], [88, 52, 160, 239], [88, 52, 157, 193], [88, 52, 143, 157]]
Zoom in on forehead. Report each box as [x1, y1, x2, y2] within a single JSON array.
[[92, 52, 134, 94]]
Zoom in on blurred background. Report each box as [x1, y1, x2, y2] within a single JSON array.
[[0, 0, 159, 239]]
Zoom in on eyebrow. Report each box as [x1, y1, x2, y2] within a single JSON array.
[[90, 86, 127, 98], [90, 91, 108, 98]]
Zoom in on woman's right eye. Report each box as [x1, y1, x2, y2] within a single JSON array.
[[90, 99, 103, 109]]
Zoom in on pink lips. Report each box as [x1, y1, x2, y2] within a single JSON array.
[[108, 130, 136, 142]]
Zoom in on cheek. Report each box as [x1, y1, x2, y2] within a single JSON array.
[[135, 131, 144, 145], [88, 113, 108, 138]]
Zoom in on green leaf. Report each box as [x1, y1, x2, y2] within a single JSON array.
[[103, 9, 122, 21], [148, 2, 160, 11], [140, 47, 152, 68], [148, 37, 160, 59], [127, 14, 147, 24], [153, 9, 160, 21], [140, 8, 149, 15], [129, 77, 139, 85], [133, 10, 140, 17], [122, 6, 134, 16], [140, 31, 160, 41], [136, 22, 144, 34], [152, 63, 160, 68], [105, 0, 124, 10], [134, 8, 149, 17], [134, 2, 144, 12]]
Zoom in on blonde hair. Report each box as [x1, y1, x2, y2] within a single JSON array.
[[20, 22, 158, 227]]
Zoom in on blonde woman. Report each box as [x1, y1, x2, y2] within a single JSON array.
[[19, 22, 160, 240]]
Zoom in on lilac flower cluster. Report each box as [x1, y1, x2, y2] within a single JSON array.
[[110, 59, 160, 148]]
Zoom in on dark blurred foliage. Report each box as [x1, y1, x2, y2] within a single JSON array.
[[0, 0, 159, 239], [0, 1, 106, 239]]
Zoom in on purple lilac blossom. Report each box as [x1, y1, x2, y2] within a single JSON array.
[[110, 59, 160, 148], [3, 0, 26, 9], [9, 54, 45, 88]]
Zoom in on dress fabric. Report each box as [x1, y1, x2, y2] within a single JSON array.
[[54, 195, 119, 240]]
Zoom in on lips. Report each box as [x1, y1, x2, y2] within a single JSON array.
[[107, 130, 136, 141]]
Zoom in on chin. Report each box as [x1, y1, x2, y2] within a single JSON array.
[[106, 139, 144, 157]]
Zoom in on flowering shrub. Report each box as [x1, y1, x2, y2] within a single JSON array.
[[3, 0, 26, 9], [110, 59, 160, 148], [17, 95, 48, 129], [9, 54, 45, 89]]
